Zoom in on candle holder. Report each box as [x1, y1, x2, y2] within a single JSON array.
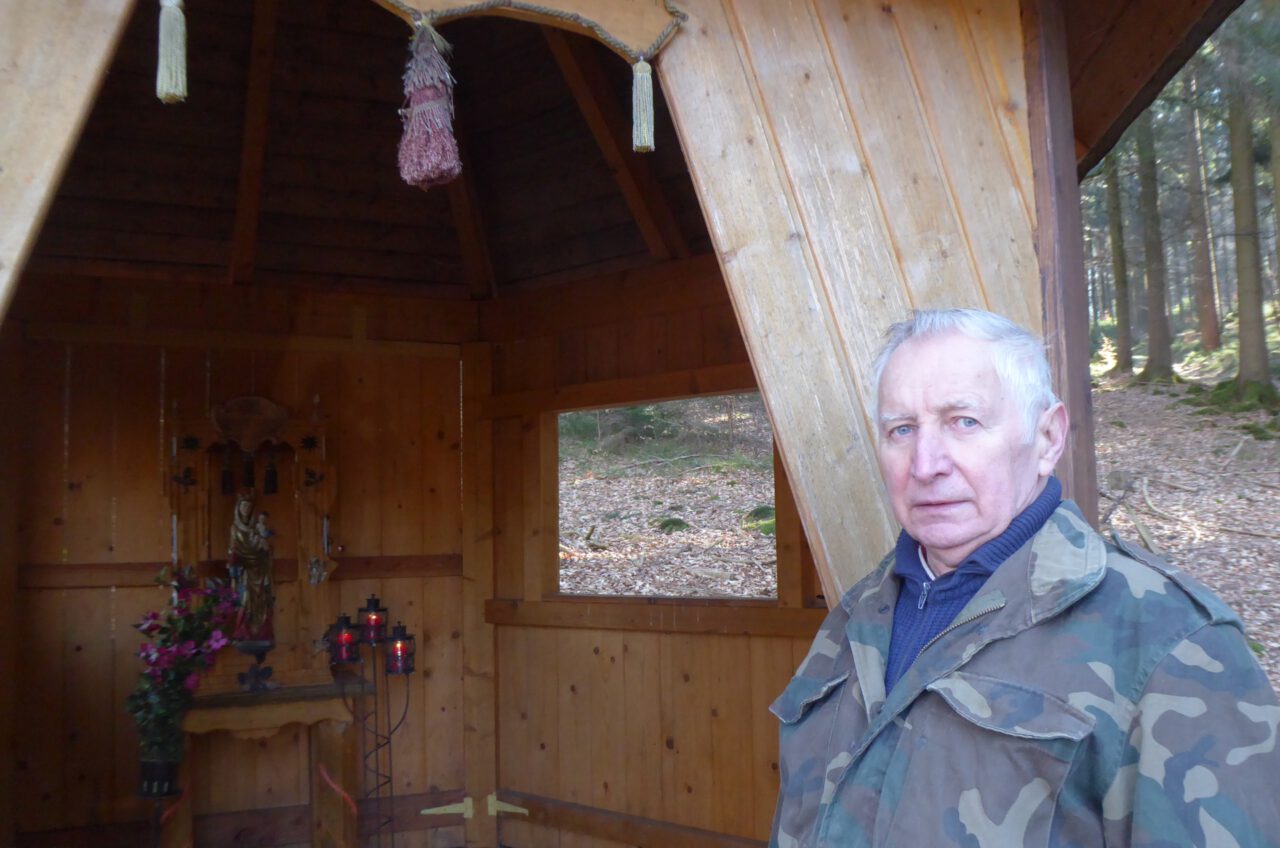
[[359, 595, 388, 645], [327, 599, 415, 848], [385, 623, 416, 676], [327, 614, 359, 665]]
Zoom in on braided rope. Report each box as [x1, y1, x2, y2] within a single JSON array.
[[380, 0, 686, 61]]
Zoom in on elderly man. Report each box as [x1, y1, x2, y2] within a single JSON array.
[[770, 309, 1280, 847]]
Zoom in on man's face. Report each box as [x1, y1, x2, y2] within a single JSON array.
[[875, 332, 1059, 573]]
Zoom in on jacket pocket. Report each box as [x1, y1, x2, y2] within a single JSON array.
[[877, 672, 1094, 848], [770, 669, 850, 724], [926, 670, 1094, 742]]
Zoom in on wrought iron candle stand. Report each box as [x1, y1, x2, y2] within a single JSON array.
[[329, 596, 416, 847]]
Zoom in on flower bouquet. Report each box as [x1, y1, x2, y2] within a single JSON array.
[[125, 567, 238, 794]]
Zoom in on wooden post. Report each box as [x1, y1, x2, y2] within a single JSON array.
[[0, 0, 136, 323], [0, 325, 20, 843], [1023, 0, 1099, 523], [461, 343, 498, 847]]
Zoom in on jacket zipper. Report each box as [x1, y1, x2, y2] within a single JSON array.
[[913, 595, 1006, 663], [917, 581, 931, 610]]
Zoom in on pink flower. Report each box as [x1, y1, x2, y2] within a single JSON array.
[[136, 612, 161, 634], [176, 640, 197, 658], [204, 630, 229, 652], [183, 672, 202, 692]]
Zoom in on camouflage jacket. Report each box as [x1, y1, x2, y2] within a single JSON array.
[[770, 502, 1280, 847]]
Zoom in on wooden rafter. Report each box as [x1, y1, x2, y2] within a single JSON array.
[[227, 0, 280, 286], [446, 125, 498, 300], [541, 26, 689, 261]]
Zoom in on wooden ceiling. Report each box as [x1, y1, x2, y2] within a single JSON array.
[[1067, 0, 1243, 176], [27, 0, 1237, 296], [28, 0, 709, 298]]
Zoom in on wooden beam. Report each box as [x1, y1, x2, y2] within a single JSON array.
[[542, 26, 690, 261], [460, 342, 498, 848], [482, 362, 756, 419], [227, 0, 280, 285], [24, 322, 460, 359], [479, 254, 724, 342], [1024, 0, 1099, 522], [500, 790, 766, 848], [446, 126, 498, 300], [485, 598, 825, 638], [18, 554, 463, 589], [0, 0, 135, 326]]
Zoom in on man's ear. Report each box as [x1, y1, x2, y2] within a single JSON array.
[[1036, 402, 1069, 477]]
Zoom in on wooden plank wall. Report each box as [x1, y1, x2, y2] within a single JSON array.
[[477, 258, 825, 847], [659, 0, 1049, 600], [4, 275, 470, 846]]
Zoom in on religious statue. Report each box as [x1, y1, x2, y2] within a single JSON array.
[[227, 493, 275, 659]]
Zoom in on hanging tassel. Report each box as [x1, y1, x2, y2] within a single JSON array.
[[398, 22, 461, 190], [632, 59, 654, 153], [156, 0, 188, 104]]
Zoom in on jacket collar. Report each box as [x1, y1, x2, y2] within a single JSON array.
[[839, 501, 1107, 731]]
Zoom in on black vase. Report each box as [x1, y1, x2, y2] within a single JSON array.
[[139, 759, 182, 798]]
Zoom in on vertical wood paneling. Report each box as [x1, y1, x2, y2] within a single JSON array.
[[422, 576, 465, 792], [961, 0, 1036, 215], [20, 340, 67, 565], [16, 590, 66, 831], [65, 344, 116, 563], [813, 0, 977, 304], [494, 417, 526, 600], [62, 589, 115, 825], [889, 0, 1039, 327], [380, 357, 426, 555], [109, 346, 167, 564], [749, 637, 793, 836], [588, 632, 625, 811], [709, 636, 753, 836], [556, 630, 593, 806], [421, 357, 462, 554], [336, 352, 382, 556], [621, 631, 662, 820]]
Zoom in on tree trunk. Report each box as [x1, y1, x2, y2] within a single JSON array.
[[1270, 116, 1280, 334], [1135, 112, 1174, 381], [1105, 152, 1134, 373], [1186, 72, 1221, 350], [1229, 89, 1271, 386]]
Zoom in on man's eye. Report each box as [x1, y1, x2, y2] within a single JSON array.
[[956, 417, 979, 428], [890, 424, 913, 438]]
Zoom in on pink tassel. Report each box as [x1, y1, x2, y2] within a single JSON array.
[[398, 23, 461, 190]]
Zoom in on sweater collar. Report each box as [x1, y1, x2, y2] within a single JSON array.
[[893, 476, 1063, 584]]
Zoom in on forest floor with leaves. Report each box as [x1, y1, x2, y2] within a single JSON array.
[[1094, 375, 1280, 690], [557, 381, 1280, 691]]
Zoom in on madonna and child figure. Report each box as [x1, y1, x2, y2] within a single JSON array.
[[227, 492, 275, 658]]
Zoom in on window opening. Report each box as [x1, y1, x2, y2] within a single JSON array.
[[558, 392, 776, 598]]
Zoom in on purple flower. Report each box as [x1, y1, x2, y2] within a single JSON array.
[[176, 640, 197, 658], [204, 630, 229, 652], [183, 672, 202, 692], [136, 612, 161, 634]]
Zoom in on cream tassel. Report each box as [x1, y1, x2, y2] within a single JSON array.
[[632, 59, 654, 153], [156, 0, 187, 104]]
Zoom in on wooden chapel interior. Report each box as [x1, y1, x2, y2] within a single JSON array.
[[0, 0, 1243, 845]]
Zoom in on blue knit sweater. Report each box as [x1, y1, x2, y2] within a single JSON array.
[[883, 477, 1062, 692]]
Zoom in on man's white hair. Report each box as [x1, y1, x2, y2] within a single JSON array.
[[870, 308, 1059, 441]]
